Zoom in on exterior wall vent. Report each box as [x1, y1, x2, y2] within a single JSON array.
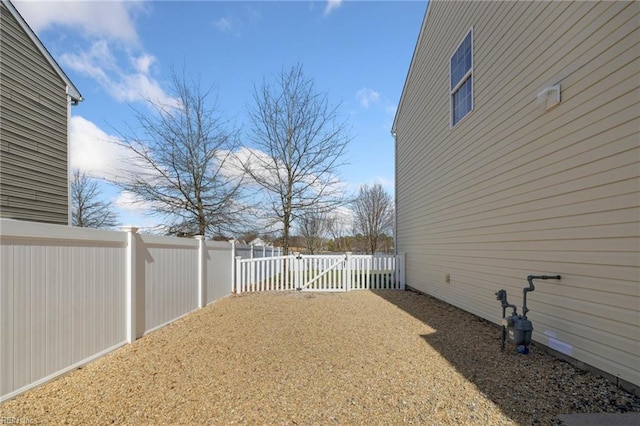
[[537, 84, 561, 110]]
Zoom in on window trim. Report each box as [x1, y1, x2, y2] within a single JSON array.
[[450, 27, 474, 128]]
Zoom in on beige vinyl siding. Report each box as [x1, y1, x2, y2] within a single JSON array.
[[394, 0, 639, 389], [0, 2, 70, 224]]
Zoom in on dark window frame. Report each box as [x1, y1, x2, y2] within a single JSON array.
[[450, 28, 474, 127]]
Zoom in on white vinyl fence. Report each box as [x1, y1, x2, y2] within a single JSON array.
[[235, 253, 406, 293], [0, 219, 274, 402], [235, 243, 282, 259], [0, 219, 402, 402], [1, 222, 128, 403]]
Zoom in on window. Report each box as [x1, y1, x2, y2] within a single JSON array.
[[450, 28, 473, 127]]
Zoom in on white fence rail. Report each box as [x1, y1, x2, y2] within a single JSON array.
[[0, 219, 275, 402], [235, 253, 406, 293]]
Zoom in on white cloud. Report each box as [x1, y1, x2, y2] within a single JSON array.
[[16, 0, 174, 108], [244, 5, 262, 23], [113, 190, 165, 233], [229, 147, 283, 187], [13, 0, 144, 44], [133, 54, 155, 74], [213, 7, 261, 37], [327, 205, 354, 234], [348, 176, 395, 196], [214, 17, 234, 32], [324, 0, 343, 16], [228, 147, 349, 203], [60, 40, 115, 81], [113, 71, 175, 106], [373, 176, 394, 190], [60, 41, 177, 107], [69, 115, 165, 230], [355, 87, 380, 108], [69, 115, 129, 179], [113, 190, 155, 214]]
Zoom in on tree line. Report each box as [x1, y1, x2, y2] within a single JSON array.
[[72, 64, 394, 254]]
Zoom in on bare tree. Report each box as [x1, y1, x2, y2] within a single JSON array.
[[351, 183, 394, 254], [116, 70, 245, 238], [71, 170, 119, 228], [241, 64, 351, 254], [326, 210, 352, 252], [299, 209, 328, 254]]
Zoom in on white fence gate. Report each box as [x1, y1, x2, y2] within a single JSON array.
[[235, 253, 406, 293]]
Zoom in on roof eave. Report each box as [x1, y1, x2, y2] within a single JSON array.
[[2, 0, 83, 103]]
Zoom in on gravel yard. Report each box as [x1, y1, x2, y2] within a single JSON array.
[[2, 290, 639, 425]]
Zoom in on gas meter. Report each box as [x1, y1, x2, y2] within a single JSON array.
[[495, 275, 561, 354]]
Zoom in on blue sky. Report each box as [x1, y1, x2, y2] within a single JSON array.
[[14, 0, 426, 229]]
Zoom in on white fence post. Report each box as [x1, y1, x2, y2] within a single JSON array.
[[235, 256, 242, 294], [229, 239, 236, 293], [121, 226, 138, 343], [398, 253, 406, 290], [196, 236, 206, 308], [345, 252, 352, 292], [294, 252, 301, 290]]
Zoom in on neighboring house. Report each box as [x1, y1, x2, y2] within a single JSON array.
[[393, 0, 638, 393], [249, 237, 267, 247], [0, 0, 82, 225]]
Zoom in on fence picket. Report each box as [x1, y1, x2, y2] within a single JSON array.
[[234, 253, 403, 294]]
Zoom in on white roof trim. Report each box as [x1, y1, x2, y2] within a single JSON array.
[[2, 0, 83, 103]]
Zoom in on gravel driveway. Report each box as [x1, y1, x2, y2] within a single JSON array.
[[2, 290, 639, 424]]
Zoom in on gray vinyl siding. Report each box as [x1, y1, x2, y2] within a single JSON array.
[[0, 2, 70, 224], [394, 1, 639, 389]]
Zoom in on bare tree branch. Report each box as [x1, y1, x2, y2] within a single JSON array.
[[242, 64, 351, 254], [71, 170, 119, 229], [114, 69, 246, 238], [326, 210, 352, 252], [351, 183, 394, 254], [299, 208, 328, 254]]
